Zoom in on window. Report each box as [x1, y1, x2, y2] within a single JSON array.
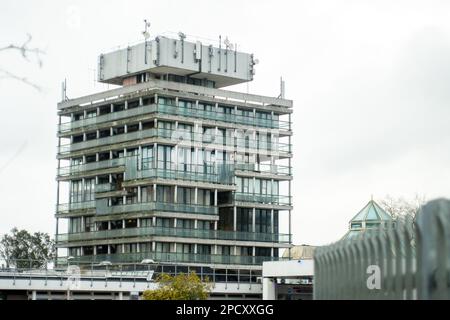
[[84, 178, 95, 201], [197, 189, 212, 206], [142, 146, 154, 169], [70, 180, 82, 203], [156, 185, 174, 203], [237, 208, 252, 232], [157, 145, 173, 170], [177, 187, 194, 205], [69, 217, 82, 233]]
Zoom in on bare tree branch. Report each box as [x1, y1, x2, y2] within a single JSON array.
[[0, 69, 41, 91], [0, 34, 45, 91], [378, 194, 426, 220], [0, 34, 45, 67]]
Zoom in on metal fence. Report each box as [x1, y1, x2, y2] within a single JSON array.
[[314, 198, 450, 300]]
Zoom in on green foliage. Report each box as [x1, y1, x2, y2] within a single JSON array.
[[0, 228, 55, 268], [143, 271, 212, 300]]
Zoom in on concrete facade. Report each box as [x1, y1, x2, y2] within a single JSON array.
[[55, 34, 293, 279]]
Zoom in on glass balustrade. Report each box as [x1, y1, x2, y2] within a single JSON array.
[[57, 252, 285, 265], [58, 127, 291, 155], [234, 193, 292, 206], [56, 226, 291, 243]]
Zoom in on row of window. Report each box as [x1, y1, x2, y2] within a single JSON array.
[[69, 217, 214, 234], [68, 243, 277, 257], [219, 208, 279, 233], [236, 177, 279, 195]]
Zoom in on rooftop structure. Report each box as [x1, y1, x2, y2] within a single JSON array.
[[54, 33, 293, 276], [98, 35, 255, 88], [342, 199, 393, 240]]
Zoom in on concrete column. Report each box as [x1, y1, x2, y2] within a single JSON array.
[[152, 217, 156, 227], [31, 291, 37, 300], [139, 121, 143, 131], [96, 130, 100, 139], [152, 241, 156, 252], [153, 143, 157, 168], [262, 277, 276, 300], [271, 209, 274, 234], [194, 187, 198, 204], [233, 206, 237, 231], [124, 100, 128, 110], [138, 145, 142, 170], [252, 208, 256, 233], [214, 189, 218, 206], [137, 218, 140, 228], [139, 97, 143, 106], [137, 186, 141, 202], [174, 185, 178, 203], [110, 103, 114, 113], [93, 246, 97, 255], [118, 292, 124, 300], [194, 219, 198, 229], [214, 221, 218, 231], [173, 218, 177, 228], [124, 124, 128, 133], [122, 220, 126, 229], [107, 245, 111, 254], [108, 221, 111, 230]]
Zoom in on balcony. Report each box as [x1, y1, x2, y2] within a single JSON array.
[[233, 193, 292, 206], [56, 226, 291, 244], [157, 104, 291, 130], [235, 163, 291, 176], [59, 104, 157, 133], [57, 252, 286, 265], [56, 201, 96, 213], [58, 127, 291, 156], [58, 158, 126, 177], [95, 200, 218, 216], [125, 158, 234, 185]]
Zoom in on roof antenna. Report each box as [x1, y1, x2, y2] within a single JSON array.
[[278, 76, 285, 99], [142, 19, 151, 64], [61, 79, 68, 101]]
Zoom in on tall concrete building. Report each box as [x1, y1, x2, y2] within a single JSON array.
[[55, 34, 293, 274]]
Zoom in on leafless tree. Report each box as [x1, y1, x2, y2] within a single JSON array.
[[0, 34, 45, 91], [378, 194, 426, 220]]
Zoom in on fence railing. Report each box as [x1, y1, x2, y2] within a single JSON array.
[[314, 198, 450, 300]]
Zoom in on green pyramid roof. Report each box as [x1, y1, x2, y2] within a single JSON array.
[[350, 200, 392, 223]]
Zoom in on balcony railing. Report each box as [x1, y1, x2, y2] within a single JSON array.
[[56, 201, 96, 213], [125, 158, 234, 185], [235, 163, 291, 176], [57, 252, 286, 265], [57, 158, 126, 177], [233, 193, 292, 206], [59, 103, 291, 134], [56, 226, 291, 243], [157, 103, 291, 130], [59, 104, 156, 133], [58, 128, 291, 156], [95, 201, 218, 216]]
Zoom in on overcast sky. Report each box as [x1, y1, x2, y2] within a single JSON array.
[[1, 0, 449, 246]]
